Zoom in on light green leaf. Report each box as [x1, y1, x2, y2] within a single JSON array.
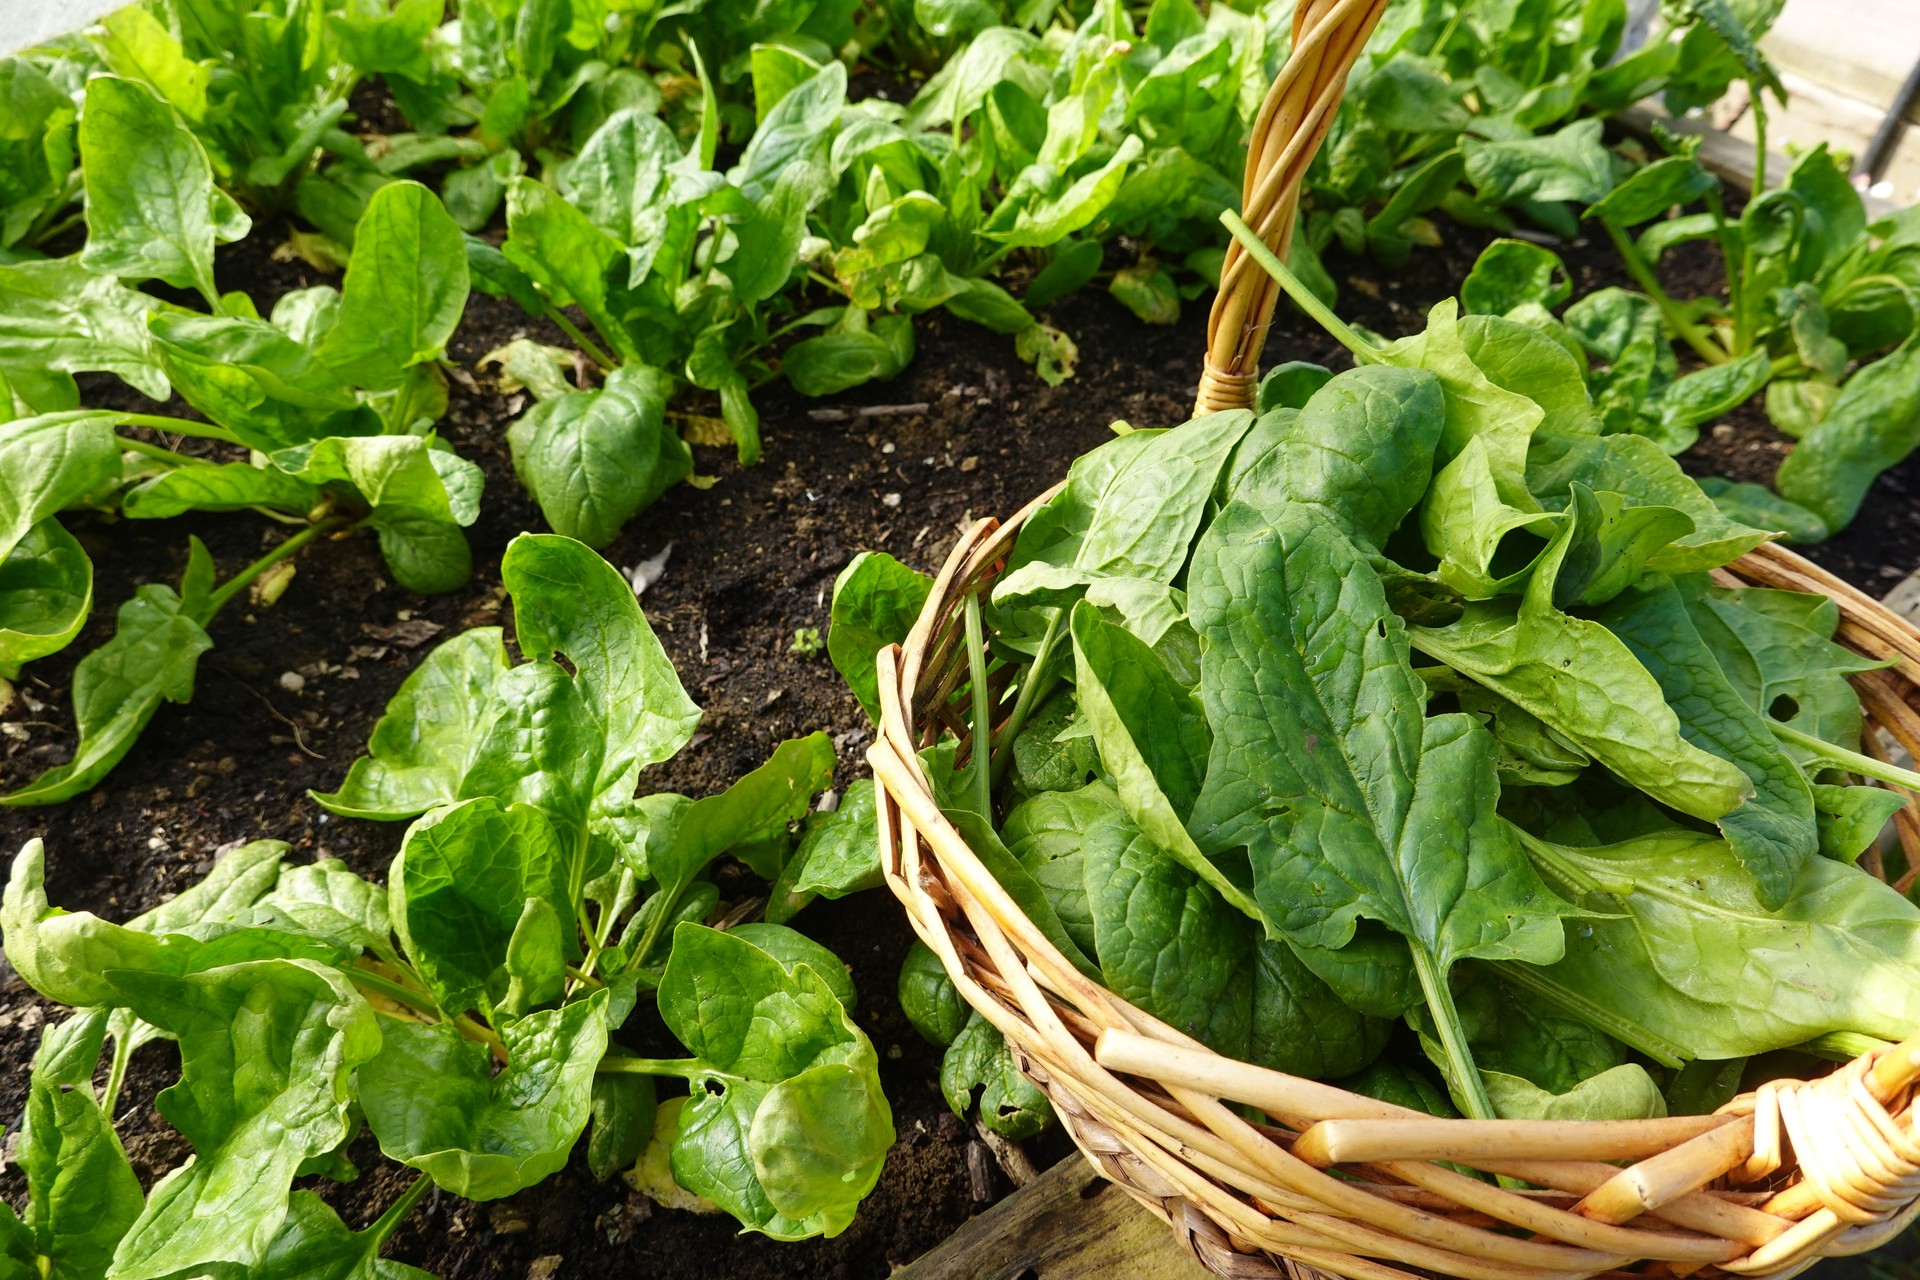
[[0, 260, 169, 401], [360, 993, 609, 1200], [0, 519, 91, 680], [78, 76, 241, 303], [827, 551, 932, 722], [507, 365, 688, 548], [319, 181, 470, 389], [312, 627, 512, 820]]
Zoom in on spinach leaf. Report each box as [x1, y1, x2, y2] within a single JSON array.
[[898, 939, 968, 1048], [105, 959, 379, 1280], [507, 364, 689, 548], [1406, 517, 1753, 822], [0, 261, 168, 401], [1226, 366, 1445, 552], [360, 992, 610, 1200], [317, 181, 469, 390], [659, 924, 892, 1241], [389, 797, 569, 1019], [828, 551, 933, 722], [1774, 335, 1920, 531], [1004, 781, 1129, 958], [0, 519, 91, 680], [257, 1192, 435, 1280], [1595, 577, 1817, 906], [1252, 939, 1392, 1080], [147, 312, 374, 451], [940, 1009, 1052, 1139], [270, 436, 482, 594], [1085, 812, 1253, 1056], [766, 779, 882, 924], [587, 1059, 657, 1185], [1185, 501, 1575, 1116], [1007, 688, 1098, 796], [11, 1012, 142, 1280], [995, 410, 1255, 607], [1, 571, 215, 808], [78, 76, 245, 308], [0, 411, 120, 565], [312, 628, 512, 820], [1513, 827, 1920, 1060]]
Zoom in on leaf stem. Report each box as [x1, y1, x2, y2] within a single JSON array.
[[369, 1173, 432, 1249], [115, 436, 200, 468], [1703, 188, 1746, 348], [114, 412, 246, 446], [1410, 948, 1496, 1121], [349, 967, 440, 1016], [990, 608, 1063, 786], [1219, 210, 1381, 364], [1750, 88, 1769, 195], [963, 594, 995, 818], [1600, 218, 1729, 365], [204, 517, 348, 616], [542, 304, 618, 374], [631, 887, 681, 977], [101, 1026, 135, 1116], [1770, 722, 1920, 790], [596, 1055, 704, 1079]]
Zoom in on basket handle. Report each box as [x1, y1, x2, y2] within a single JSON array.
[[1195, 0, 1389, 416]]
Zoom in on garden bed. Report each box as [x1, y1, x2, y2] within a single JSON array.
[[3, 210, 1918, 1278]]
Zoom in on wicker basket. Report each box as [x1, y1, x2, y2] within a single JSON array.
[[866, 2, 1920, 1276]]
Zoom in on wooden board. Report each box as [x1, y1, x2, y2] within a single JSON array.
[[894, 1156, 1214, 1280]]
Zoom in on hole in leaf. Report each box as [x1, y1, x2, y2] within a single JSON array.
[[1376, 619, 1388, 639], [1769, 694, 1800, 721]]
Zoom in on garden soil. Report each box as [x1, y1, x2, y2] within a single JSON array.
[[1, 213, 1916, 1279]]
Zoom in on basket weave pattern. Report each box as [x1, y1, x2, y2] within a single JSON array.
[[867, 3, 1920, 1276]]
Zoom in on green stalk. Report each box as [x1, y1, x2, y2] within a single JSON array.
[[542, 304, 618, 374], [348, 967, 440, 1017], [1220, 210, 1381, 364], [1750, 88, 1769, 195], [101, 1026, 135, 1117], [204, 517, 349, 616], [114, 412, 246, 446], [596, 1056, 705, 1079], [1703, 188, 1746, 349], [1770, 722, 1920, 790], [964, 594, 993, 819], [990, 609, 1064, 786], [115, 436, 201, 468], [1410, 948, 1496, 1121], [1798, 1031, 1891, 1063], [369, 1174, 432, 1249], [1600, 218, 1729, 365], [630, 887, 682, 978]]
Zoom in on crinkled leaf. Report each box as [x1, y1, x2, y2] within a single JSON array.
[[360, 993, 609, 1200]]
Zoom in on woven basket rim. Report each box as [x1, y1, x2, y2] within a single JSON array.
[[865, 2, 1920, 1276]]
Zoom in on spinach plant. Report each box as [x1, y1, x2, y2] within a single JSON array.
[[77, 0, 402, 213], [0, 78, 481, 803], [1290, 0, 1783, 267], [1463, 135, 1920, 539], [0, 532, 891, 1277]]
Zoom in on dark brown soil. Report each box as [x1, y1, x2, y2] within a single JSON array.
[[3, 206, 1919, 1280]]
